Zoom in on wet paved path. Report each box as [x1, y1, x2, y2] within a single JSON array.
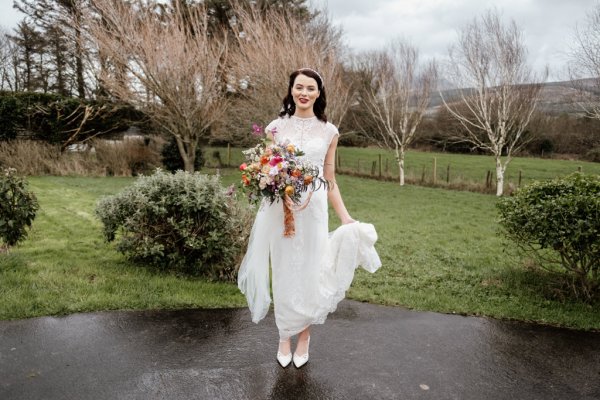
[[1, 300, 599, 400]]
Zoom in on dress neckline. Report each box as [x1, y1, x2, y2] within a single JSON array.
[[291, 115, 317, 121]]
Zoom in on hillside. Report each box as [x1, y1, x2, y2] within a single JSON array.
[[430, 78, 597, 116]]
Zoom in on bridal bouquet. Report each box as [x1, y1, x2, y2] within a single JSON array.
[[240, 124, 328, 236]]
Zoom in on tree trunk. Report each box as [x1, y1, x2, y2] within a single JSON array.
[[495, 156, 504, 196], [74, 10, 85, 99], [395, 146, 405, 186], [175, 135, 195, 173], [24, 47, 32, 91], [183, 156, 194, 173], [185, 143, 196, 173]]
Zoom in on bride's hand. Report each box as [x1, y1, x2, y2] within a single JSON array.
[[284, 194, 294, 209], [342, 216, 356, 225]]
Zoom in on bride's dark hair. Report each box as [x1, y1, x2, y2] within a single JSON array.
[[279, 69, 327, 122]]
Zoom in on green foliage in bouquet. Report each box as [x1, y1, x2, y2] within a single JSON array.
[[0, 168, 39, 249], [497, 173, 600, 300], [95, 169, 252, 281]]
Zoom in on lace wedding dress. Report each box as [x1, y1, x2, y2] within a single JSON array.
[[237, 115, 382, 340]]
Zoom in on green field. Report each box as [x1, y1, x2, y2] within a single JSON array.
[[208, 146, 600, 189], [0, 172, 598, 330], [0, 176, 244, 319]]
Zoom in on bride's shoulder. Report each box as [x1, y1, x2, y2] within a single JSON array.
[[325, 121, 339, 136], [265, 116, 287, 132]]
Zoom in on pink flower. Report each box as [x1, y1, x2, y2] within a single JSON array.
[[252, 123, 263, 136], [239, 163, 247, 171], [269, 155, 283, 166]]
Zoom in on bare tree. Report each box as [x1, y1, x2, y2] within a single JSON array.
[[442, 10, 546, 196], [569, 2, 600, 120], [83, 0, 228, 172], [356, 40, 437, 186], [0, 27, 18, 91], [225, 3, 352, 143]]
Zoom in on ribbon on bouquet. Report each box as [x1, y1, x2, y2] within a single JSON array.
[[283, 191, 314, 237]]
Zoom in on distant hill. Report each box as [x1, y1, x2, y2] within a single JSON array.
[[429, 78, 598, 116]]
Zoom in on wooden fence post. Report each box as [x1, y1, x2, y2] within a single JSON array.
[[378, 154, 382, 178], [518, 170, 522, 187], [446, 164, 450, 183], [433, 157, 437, 185], [227, 143, 231, 167], [371, 161, 376, 176]]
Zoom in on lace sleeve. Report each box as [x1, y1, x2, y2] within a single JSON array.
[[326, 122, 340, 147], [265, 118, 281, 138]]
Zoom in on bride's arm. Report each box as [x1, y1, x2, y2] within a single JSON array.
[[324, 136, 355, 225], [265, 129, 274, 144]]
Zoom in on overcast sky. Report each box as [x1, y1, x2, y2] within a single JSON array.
[[1, 0, 596, 81], [316, 0, 597, 80]]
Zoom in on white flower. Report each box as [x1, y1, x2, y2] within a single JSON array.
[[259, 176, 267, 189]]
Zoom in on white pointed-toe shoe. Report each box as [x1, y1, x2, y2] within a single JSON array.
[[277, 339, 292, 368], [277, 350, 292, 368], [292, 336, 310, 368]]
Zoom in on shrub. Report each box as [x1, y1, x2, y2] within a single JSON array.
[[93, 136, 164, 176], [0, 91, 145, 144], [497, 173, 600, 300], [0, 95, 19, 141], [0, 138, 163, 177], [0, 140, 94, 175], [585, 147, 600, 163], [95, 169, 252, 280], [161, 136, 204, 172], [0, 168, 39, 250]]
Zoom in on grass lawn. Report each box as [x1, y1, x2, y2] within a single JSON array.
[[0, 173, 598, 330], [0, 176, 244, 320], [208, 145, 600, 189]]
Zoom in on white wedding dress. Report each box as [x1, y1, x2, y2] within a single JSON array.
[[237, 115, 382, 340]]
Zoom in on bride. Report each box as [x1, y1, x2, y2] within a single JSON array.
[[237, 68, 381, 368]]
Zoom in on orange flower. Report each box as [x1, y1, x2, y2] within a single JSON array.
[[260, 155, 269, 165], [285, 185, 294, 196], [242, 175, 250, 186], [292, 169, 302, 178], [304, 175, 313, 185], [286, 144, 295, 153]]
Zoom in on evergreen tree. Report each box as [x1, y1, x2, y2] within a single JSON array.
[[45, 24, 71, 96], [182, 0, 313, 33], [9, 21, 46, 92], [14, 0, 87, 98]]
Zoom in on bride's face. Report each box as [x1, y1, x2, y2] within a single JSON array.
[[291, 74, 320, 113]]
